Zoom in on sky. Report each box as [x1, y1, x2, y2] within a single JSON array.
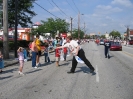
[[32, 0, 133, 35]]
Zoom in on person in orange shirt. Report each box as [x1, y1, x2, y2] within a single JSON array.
[[31, 38, 38, 68], [35, 34, 41, 67]]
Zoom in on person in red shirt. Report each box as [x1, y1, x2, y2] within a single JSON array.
[[55, 43, 60, 67], [63, 46, 67, 61]]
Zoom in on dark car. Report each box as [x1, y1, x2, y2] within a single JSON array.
[[129, 40, 133, 45], [110, 42, 122, 51]]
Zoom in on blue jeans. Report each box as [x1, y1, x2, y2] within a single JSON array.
[[32, 51, 37, 67], [44, 53, 50, 62]]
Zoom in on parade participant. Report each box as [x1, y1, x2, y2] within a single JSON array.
[[55, 43, 61, 67], [17, 47, 25, 75], [35, 34, 41, 66], [0, 51, 4, 73], [104, 39, 111, 59], [56, 36, 95, 74], [31, 38, 38, 68]]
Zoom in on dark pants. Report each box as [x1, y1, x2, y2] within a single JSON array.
[[32, 51, 37, 67], [64, 53, 67, 61], [71, 49, 94, 72], [105, 48, 110, 57], [44, 53, 50, 62]]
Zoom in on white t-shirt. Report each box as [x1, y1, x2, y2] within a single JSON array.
[[63, 40, 81, 54]]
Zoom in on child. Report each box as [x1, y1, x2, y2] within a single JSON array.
[[55, 43, 60, 67], [0, 51, 4, 73], [44, 43, 51, 63], [17, 47, 25, 75], [63, 43, 67, 61]]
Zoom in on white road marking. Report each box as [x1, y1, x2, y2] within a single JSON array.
[[96, 65, 99, 83]]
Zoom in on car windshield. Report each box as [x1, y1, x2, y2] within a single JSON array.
[[100, 40, 104, 42], [111, 42, 120, 45]]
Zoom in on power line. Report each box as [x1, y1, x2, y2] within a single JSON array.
[[66, 0, 78, 14], [34, 2, 60, 18], [72, 0, 80, 12], [47, 0, 66, 18], [51, 0, 69, 18]]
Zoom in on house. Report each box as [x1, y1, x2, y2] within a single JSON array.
[[129, 29, 133, 40]]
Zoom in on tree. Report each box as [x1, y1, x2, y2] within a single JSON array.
[[109, 30, 121, 39], [72, 29, 84, 39], [0, 0, 2, 28], [100, 35, 106, 39], [34, 18, 70, 37], [0, 0, 36, 28]]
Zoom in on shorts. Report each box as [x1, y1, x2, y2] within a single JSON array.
[[36, 51, 41, 56], [55, 57, 60, 62], [19, 60, 24, 67]]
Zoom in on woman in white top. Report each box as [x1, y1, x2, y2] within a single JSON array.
[[56, 36, 95, 75]]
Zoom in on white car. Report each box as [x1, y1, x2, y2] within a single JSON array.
[[100, 39, 104, 45]]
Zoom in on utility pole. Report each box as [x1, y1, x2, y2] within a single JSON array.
[[70, 17, 73, 36], [125, 25, 130, 40], [3, 0, 9, 59], [14, 0, 18, 58], [78, 12, 80, 39]]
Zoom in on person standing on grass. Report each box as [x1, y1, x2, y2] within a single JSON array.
[[17, 47, 25, 75], [35, 34, 41, 67], [31, 38, 38, 68], [56, 36, 95, 74]]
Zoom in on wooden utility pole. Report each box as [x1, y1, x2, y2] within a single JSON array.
[[70, 17, 73, 36], [125, 25, 130, 40], [14, 0, 18, 58], [78, 12, 80, 39], [3, 0, 9, 59]]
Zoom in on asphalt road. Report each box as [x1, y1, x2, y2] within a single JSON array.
[[0, 42, 133, 99]]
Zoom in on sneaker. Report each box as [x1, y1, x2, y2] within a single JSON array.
[[48, 62, 52, 64], [34, 66, 38, 69], [36, 63, 41, 67], [18, 71, 25, 75]]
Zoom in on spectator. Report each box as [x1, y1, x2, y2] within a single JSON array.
[[0, 51, 4, 73], [35, 34, 41, 66], [55, 43, 61, 67], [17, 47, 25, 75]]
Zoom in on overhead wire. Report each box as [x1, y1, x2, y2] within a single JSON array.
[[65, 0, 78, 14], [34, 2, 60, 19], [47, 0, 65, 17], [51, 0, 69, 18], [72, 0, 80, 13]]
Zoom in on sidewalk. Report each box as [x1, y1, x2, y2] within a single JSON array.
[[3, 50, 55, 67]]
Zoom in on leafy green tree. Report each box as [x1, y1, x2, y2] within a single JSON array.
[[109, 30, 121, 39], [100, 35, 106, 39], [0, 0, 36, 28], [34, 18, 70, 37], [72, 29, 84, 39]]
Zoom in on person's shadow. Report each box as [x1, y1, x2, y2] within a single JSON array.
[[76, 66, 96, 75]]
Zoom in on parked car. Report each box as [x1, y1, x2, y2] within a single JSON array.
[[110, 42, 122, 51], [129, 40, 133, 45], [99, 39, 104, 45]]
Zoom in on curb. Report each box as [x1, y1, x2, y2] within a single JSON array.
[[4, 50, 55, 68]]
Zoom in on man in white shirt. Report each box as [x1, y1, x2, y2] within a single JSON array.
[[56, 36, 95, 74]]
